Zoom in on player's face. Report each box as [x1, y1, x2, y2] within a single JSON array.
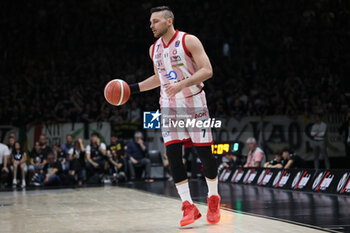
[[150, 12, 169, 38]]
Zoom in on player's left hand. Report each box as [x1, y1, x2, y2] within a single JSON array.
[[164, 82, 183, 98]]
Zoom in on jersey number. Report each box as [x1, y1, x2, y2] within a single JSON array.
[[201, 129, 206, 138]]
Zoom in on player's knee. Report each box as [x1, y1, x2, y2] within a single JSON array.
[[170, 165, 187, 183], [196, 146, 217, 179]]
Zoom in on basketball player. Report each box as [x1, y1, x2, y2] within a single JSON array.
[[129, 6, 220, 226]]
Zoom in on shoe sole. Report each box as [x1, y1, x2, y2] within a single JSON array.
[[180, 212, 202, 227]]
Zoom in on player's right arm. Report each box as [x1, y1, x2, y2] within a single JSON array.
[[130, 45, 160, 93]]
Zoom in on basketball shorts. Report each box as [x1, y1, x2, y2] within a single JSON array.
[[159, 90, 213, 147]]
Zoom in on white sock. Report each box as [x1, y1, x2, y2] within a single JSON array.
[[206, 178, 218, 197], [176, 182, 193, 204], [13, 179, 17, 184]]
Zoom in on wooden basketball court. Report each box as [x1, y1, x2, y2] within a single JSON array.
[[0, 186, 329, 233]]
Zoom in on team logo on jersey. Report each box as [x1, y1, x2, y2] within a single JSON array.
[[143, 110, 161, 129], [172, 50, 177, 55], [157, 67, 166, 72], [171, 55, 181, 62], [155, 53, 162, 59], [175, 40, 180, 47], [164, 71, 177, 80], [156, 60, 163, 67]]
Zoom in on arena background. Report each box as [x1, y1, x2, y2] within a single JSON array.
[[1, 0, 349, 166], [1, 1, 350, 232]]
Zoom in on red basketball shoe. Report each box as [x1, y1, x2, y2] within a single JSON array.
[[207, 195, 221, 224], [180, 201, 202, 227]]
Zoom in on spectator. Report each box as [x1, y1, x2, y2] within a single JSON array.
[[107, 148, 127, 183], [222, 151, 243, 168], [0, 143, 10, 188], [281, 148, 307, 169], [39, 135, 53, 158], [310, 114, 330, 169], [61, 134, 74, 155], [219, 151, 242, 172], [54, 144, 69, 172], [85, 133, 108, 176], [339, 109, 350, 157], [32, 153, 63, 186], [107, 134, 125, 158], [243, 137, 265, 167], [107, 134, 127, 174], [28, 142, 46, 172], [7, 136, 15, 155], [126, 131, 152, 182], [68, 138, 86, 186], [28, 142, 47, 186], [264, 151, 284, 168], [11, 141, 27, 187], [8, 132, 16, 140]]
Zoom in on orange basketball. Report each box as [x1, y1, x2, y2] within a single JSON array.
[[104, 79, 130, 106]]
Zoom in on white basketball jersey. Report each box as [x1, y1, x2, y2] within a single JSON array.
[[152, 30, 204, 99]]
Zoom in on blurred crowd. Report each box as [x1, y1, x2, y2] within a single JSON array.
[[0, 131, 308, 189], [2, 110, 350, 189], [0, 131, 156, 189], [219, 137, 308, 173], [0, 0, 349, 127]]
